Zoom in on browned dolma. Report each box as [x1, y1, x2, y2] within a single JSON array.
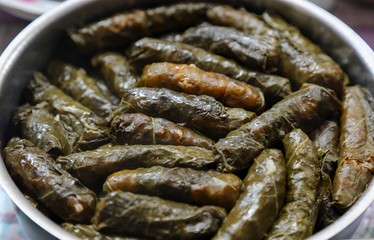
[[213, 149, 286, 240], [93, 191, 227, 240], [27, 73, 110, 151], [333, 86, 374, 209], [103, 166, 242, 210], [206, 5, 274, 36], [180, 24, 279, 73], [110, 113, 214, 149], [47, 60, 114, 118], [3, 138, 96, 223], [262, 12, 347, 97], [69, 3, 212, 50], [62, 223, 143, 240], [91, 52, 139, 97], [127, 38, 291, 104], [309, 121, 341, 229], [113, 87, 256, 138], [56, 145, 216, 190], [140, 62, 265, 111], [265, 129, 320, 239], [14, 102, 72, 156], [214, 84, 340, 172]]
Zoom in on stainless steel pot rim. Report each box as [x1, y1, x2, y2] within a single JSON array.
[[0, 1, 373, 239]]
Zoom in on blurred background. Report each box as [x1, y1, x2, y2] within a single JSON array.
[[0, 0, 373, 239]]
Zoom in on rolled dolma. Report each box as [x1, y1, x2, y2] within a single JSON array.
[[14, 102, 72, 156], [333, 86, 374, 209], [309, 121, 340, 179], [181, 24, 279, 73], [27, 73, 110, 151], [103, 166, 242, 210], [214, 84, 340, 172], [140, 62, 265, 111], [91, 52, 139, 97], [110, 113, 214, 149], [3, 138, 96, 223], [56, 145, 217, 190], [47, 60, 114, 118], [93, 191, 227, 240], [309, 121, 341, 229], [113, 87, 256, 138], [127, 38, 291, 104], [262, 12, 347, 97], [266, 129, 320, 239], [213, 149, 286, 240], [206, 5, 274, 36], [62, 223, 143, 240], [69, 3, 211, 50]]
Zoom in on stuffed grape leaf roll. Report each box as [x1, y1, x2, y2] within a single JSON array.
[[309, 121, 341, 229], [27, 72, 110, 151], [69, 3, 212, 50], [262, 12, 348, 97], [180, 24, 279, 73], [113, 87, 256, 138], [333, 86, 374, 209], [47, 60, 114, 118], [92, 191, 226, 240], [91, 52, 139, 97], [139, 62, 265, 111], [110, 113, 214, 149], [14, 102, 72, 156], [213, 149, 286, 240], [3, 138, 97, 223], [214, 84, 340, 172], [103, 166, 242, 210], [265, 129, 320, 239], [56, 145, 217, 190], [127, 38, 291, 104]]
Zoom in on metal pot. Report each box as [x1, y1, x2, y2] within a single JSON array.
[[0, 0, 373, 239]]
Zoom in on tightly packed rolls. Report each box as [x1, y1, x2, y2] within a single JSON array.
[[3, 2, 372, 240], [110, 113, 214, 149]]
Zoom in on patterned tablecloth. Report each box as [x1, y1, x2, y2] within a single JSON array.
[[0, 0, 373, 239]]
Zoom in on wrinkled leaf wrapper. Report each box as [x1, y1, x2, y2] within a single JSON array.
[[69, 3, 212, 50], [309, 121, 342, 229], [214, 84, 340, 172], [92, 52, 139, 97], [47, 60, 114, 118], [57, 144, 217, 190], [140, 62, 265, 111], [27, 73, 110, 151], [213, 149, 286, 240], [113, 87, 256, 138], [127, 38, 291, 104], [3, 139, 97, 223], [15, 102, 72, 156], [93, 191, 226, 240], [181, 23, 279, 73], [103, 166, 242, 210], [110, 113, 214, 149], [333, 86, 374, 209], [266, 129, 320, 239]]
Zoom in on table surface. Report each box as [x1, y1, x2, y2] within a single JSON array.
[[0, 0, 373, 239]]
